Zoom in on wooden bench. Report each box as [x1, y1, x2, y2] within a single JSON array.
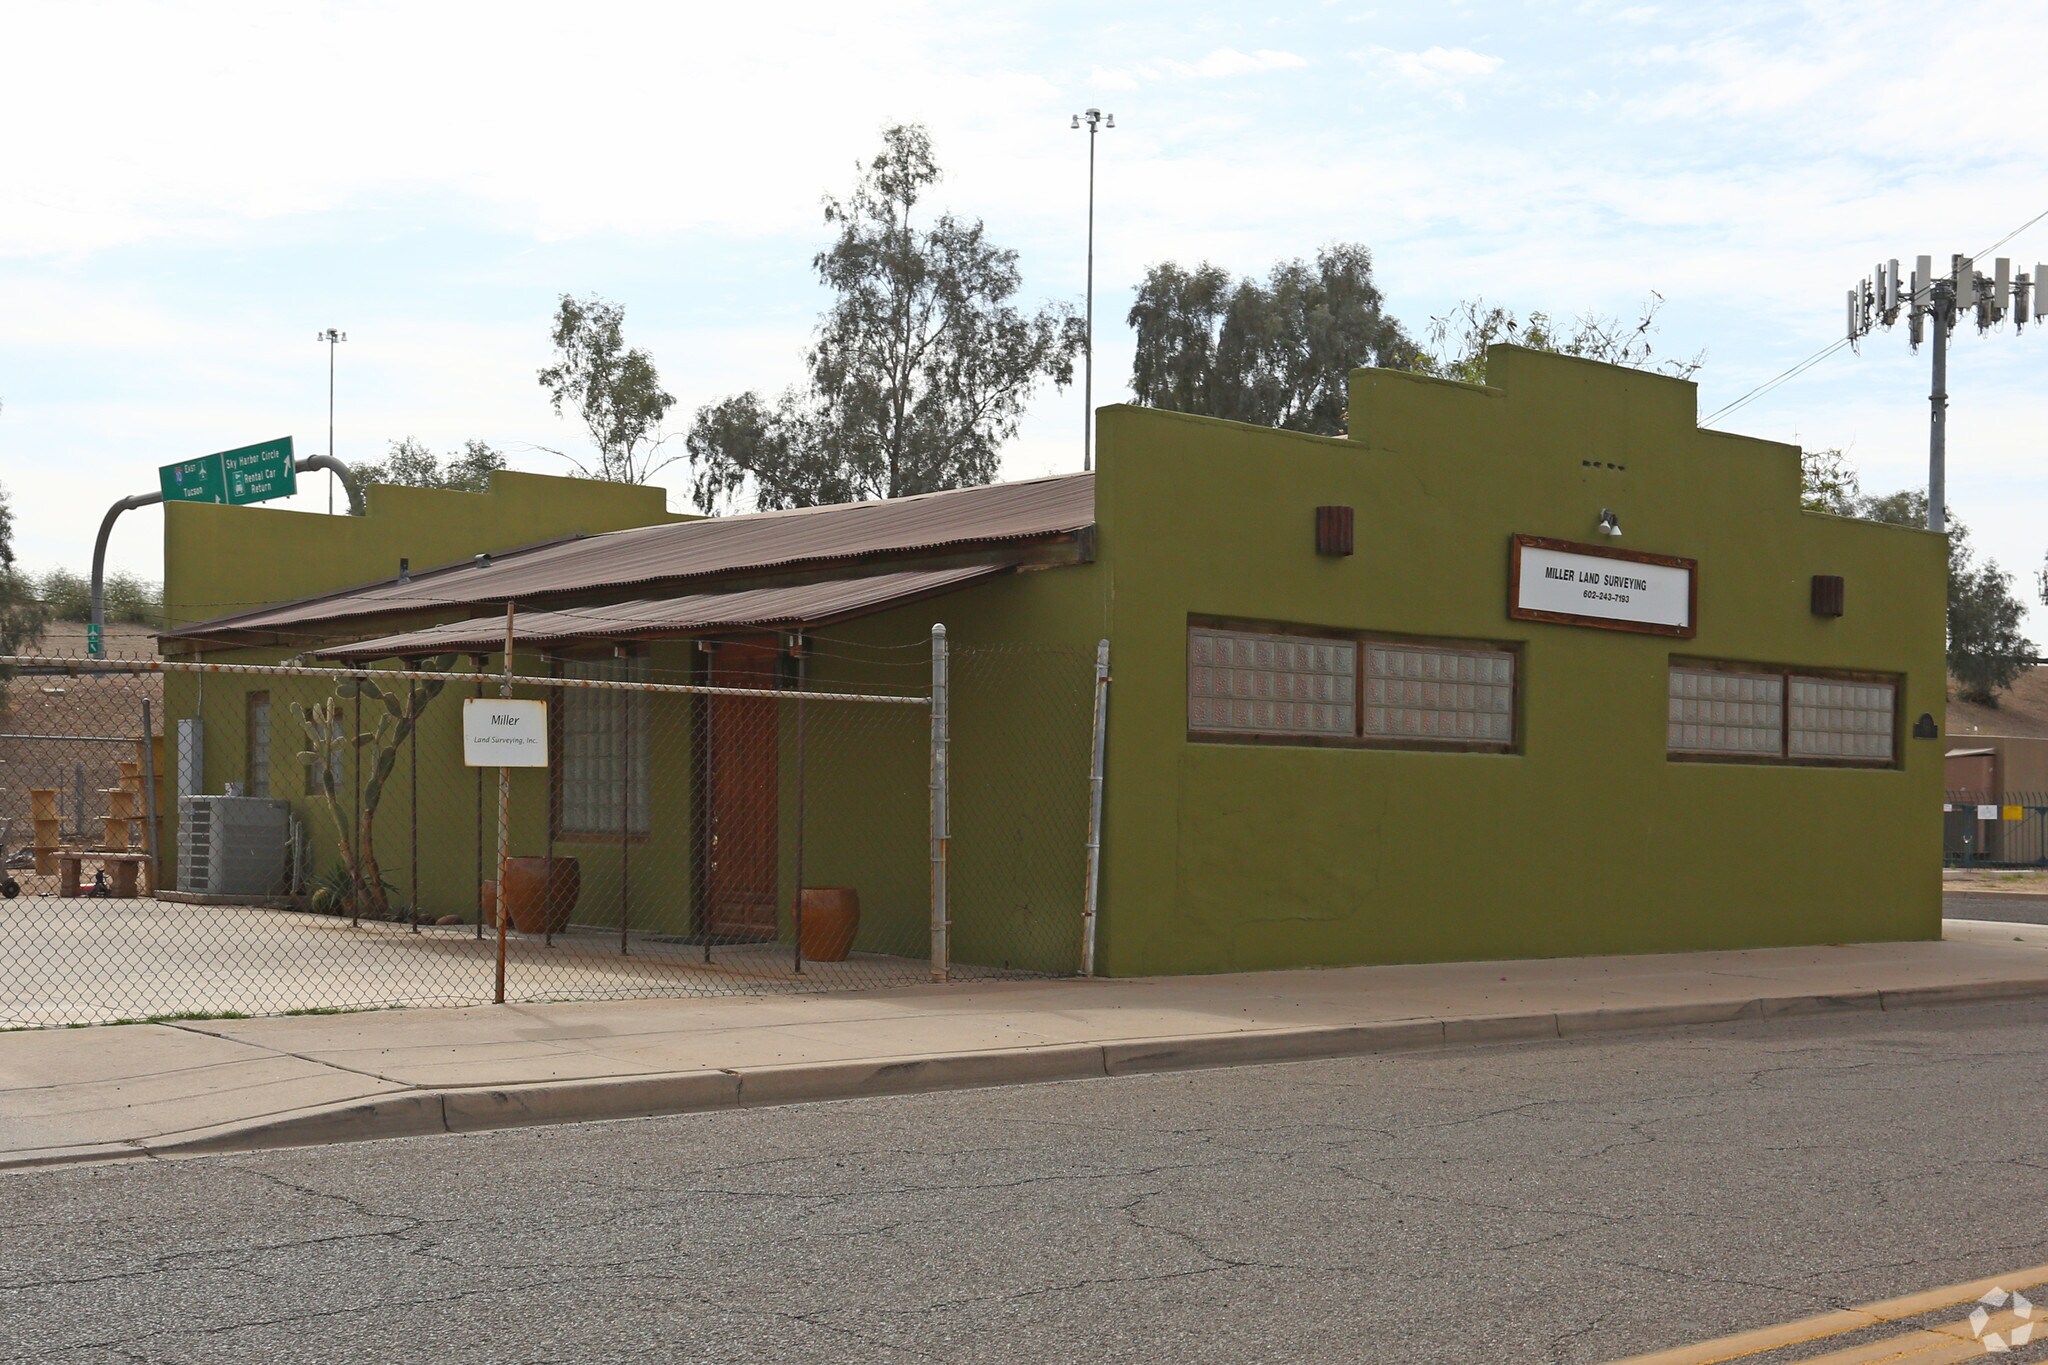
[[56, 852, 153, 898]]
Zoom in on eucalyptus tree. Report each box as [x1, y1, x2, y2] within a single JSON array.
[[1126, 243, 1419, 436], [351, 437, 506, 494], [538, 295, 677, 484], [687, 123, 1082, 510]]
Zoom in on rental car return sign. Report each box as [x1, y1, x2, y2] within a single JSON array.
[[158, 436, 298, 506]]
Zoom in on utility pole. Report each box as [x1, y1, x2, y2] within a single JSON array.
[[316, 328, 347, 513], [1849, 254, 2039, 533], [1070, 108, 1113, 472]]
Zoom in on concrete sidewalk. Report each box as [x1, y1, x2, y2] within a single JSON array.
[[8, 918, 2048, 1172]]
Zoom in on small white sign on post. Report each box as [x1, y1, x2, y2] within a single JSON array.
[[463, 698, 549, 767]]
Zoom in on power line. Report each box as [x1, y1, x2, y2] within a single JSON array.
[[1699, 337, 1853, 428], [1972, 205, 2048, 261]]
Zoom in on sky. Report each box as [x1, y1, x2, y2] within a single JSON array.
[[3, 0, 2045, 630]]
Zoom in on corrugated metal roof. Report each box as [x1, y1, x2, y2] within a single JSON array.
[[173, 472, 1092, 641], [313, 564, 1009, 660]]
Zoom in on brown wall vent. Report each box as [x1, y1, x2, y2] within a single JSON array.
[[1315, 505, 1355, 556], [1811, 574, 1845, 617]]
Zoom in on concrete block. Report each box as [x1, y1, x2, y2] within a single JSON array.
[[145, 1091, 449, 1157], [1441, 1013, 1560, 1045], [1554, 998, 1763, 1037], [1756, 991, 1884, 1019], [442, 1071, 740, 1132], [1879, 979, 2048, 1012], [736, 1043, 1108, 1107], [0, 1142, 149, 1172], [1101, 1020, 1445, 1076]]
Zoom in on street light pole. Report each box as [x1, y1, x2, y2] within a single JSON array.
[[1070, 108, 1113, 472], [316, 328, 347, 513]]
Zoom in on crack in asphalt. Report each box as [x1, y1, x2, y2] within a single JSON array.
[[9, 1002, 2048, 1363]]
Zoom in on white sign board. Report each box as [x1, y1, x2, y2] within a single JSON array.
[[1510, 536, 1696, 637], [463, 698, 549, 767]]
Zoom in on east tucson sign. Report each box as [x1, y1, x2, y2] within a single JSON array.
[[1509, 535, 1696, 637]]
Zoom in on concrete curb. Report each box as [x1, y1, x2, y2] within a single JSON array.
[[13, 976, 2048, 1172]]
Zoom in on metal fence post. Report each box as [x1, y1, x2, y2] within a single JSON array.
[[1081, 639, 1110, 978], [472, 653, 486, 940], [495, 604, 514, 1005], [792, 638, 807, 977], [351, 684, 362, 929], [930, 623, 950, 982], [619, 651, 631, 956], [408, 674, 419, 934], [140, 699, 160, 896]]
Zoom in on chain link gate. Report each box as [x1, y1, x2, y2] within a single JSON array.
[[0, 634, 1103, 1027]]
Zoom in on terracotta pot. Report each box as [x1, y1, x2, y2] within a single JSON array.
[[502, 856, 581, 934], [479, 880, 499, 927], [797, 887, 860, 962]]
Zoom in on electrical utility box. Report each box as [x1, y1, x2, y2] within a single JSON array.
[[177, 796, 291, 897]]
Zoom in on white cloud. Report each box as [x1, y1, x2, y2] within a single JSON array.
[[9, 0, 2048, 635], [0, 0, 1008, 257], [1359, 46, 1504, 107], [1089, 47, 1308, 90], [1183, 48, 1310, 78]]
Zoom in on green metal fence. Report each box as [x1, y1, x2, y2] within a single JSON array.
[[1944, 790, 2048, 867]]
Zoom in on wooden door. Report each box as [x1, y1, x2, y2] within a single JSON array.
[[705, 643, 780, 940]]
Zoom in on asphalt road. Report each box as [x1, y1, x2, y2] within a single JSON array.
[[1946, 890, 2048, 925], [9, 1002, 2048, 1365]]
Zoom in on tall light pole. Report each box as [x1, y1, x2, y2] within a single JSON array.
[[1071, 108, 1113, 472], [1848, 254, 2040, 532], [316, 327, 347, 513]]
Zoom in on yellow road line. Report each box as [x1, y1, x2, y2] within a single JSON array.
[[1602, 1261, 2048, 1364], [1793, 1310, 2014, 1364]]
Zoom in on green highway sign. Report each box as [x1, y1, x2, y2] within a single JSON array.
[[159, 454, 227, 504], [158, 436, 298, 507], [220, 437, 297, 505]]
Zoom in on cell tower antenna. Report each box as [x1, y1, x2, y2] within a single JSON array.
[[1847, 251, 2033, 534]]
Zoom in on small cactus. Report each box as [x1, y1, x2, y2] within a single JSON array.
[[293, 655, 458, 919]]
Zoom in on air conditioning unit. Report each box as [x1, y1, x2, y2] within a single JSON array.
[[178, 796, 291, 897]]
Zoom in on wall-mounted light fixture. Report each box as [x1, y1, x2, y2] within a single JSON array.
[[1315, 505, 1355, 556], [1811, 574, 1845, 617], [1596, 508, 1623, 537]]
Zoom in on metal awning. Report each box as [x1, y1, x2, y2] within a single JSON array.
[[170, 472, 1092, 645], [313, 564, 1008, 660]]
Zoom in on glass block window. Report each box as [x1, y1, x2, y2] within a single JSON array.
[[1188, 627, 1356, 738], [1363, 643, 1515, 745], [1668, 667, 1784, 757], [1788, 676, 1896, 762], [557, 656, 650, 837], [245, 691, 271, 799]]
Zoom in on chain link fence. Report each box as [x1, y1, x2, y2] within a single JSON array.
[[0, 634, 1104, 1027]]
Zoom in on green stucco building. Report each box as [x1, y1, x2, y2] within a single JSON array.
[[160, 346, 1948, 977]]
